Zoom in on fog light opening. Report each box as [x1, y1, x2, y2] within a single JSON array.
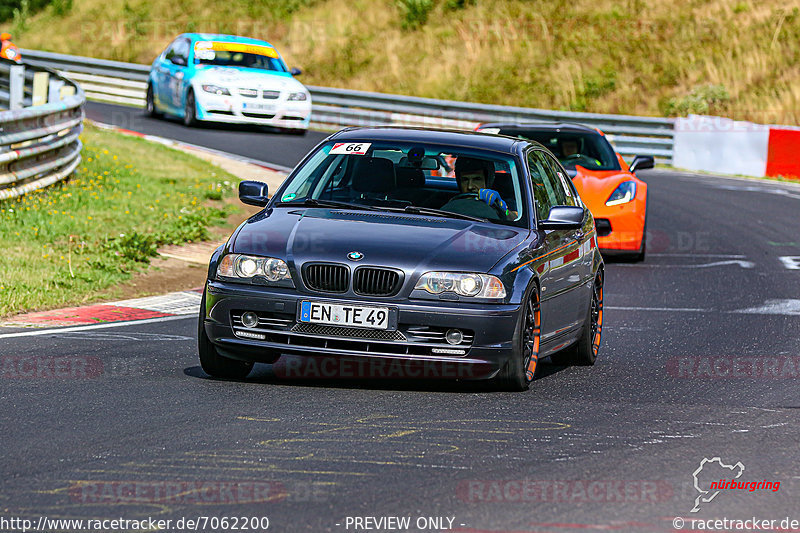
[[241, 312, 259, 328], [445, 329, 463, 345]]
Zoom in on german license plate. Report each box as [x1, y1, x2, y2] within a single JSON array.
[[299, 301, 389, 330], [242, 102, 275, 112]]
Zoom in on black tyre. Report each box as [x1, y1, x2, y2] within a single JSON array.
[[183, 90, 198, 127], [197, 293, 253, 379], [553, 270, 603, 366], [492, 283, 541, 392], [145, 84, 161, 117], [631, 233, 646, 262], [281, 127, 307, 136], [630, 210, 647, 262]]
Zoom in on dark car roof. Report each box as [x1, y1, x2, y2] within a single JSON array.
[[479, 122, 599, 134], [329, 126, 534, 153]]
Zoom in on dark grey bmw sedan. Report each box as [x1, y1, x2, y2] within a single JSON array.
[[199, 127, 604, 391]]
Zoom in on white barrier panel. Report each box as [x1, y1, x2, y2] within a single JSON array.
[[673, 114, 769, 177]]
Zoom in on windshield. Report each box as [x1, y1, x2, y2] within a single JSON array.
[[193, 41, 288, 72], [277, 141, 527, 227], [496, 129, 621, 171]]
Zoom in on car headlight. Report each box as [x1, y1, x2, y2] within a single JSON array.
[[605, 181, 637, 206], [217, 254, 293, 285], [414, 272, 506, 299], [287, 92, 308, 101], [201, 84, 231, 96]]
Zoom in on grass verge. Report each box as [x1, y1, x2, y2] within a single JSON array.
[[0, 123, 239, 317]]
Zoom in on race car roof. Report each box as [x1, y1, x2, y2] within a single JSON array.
[[181, 33, 276, 48], [329, 126, 532, 154], [479, 122, 599, 134]]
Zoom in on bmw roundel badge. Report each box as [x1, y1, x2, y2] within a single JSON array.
[[347, 251, 364, 261]]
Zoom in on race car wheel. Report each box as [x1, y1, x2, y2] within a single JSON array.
[[631, 209, 648, 262], [631, 231, 646, 262], [145, 84, 161, 118], [183, 90, 198, 127], [554, 270, 603, 366], [493, 283, 540, 392], [198, 292, 254, 379], [281, 128, 307, 136]]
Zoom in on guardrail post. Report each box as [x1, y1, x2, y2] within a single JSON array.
[[9, 65, 25, 110], [32, 71, 50, 106], [48, 78, 65, 103]]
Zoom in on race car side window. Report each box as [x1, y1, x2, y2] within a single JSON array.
[[541, 152, 578, 207], [171, 38, 190, 66], [527, 151, 553, 222], [163, 39, 179, 62], [533, 151, 568, 207]]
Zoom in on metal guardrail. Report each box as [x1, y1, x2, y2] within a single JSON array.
[[22, 48, 673, 161], [0, 58, 84, 201]]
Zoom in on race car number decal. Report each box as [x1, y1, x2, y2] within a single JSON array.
[[330, 142, 371, 155]]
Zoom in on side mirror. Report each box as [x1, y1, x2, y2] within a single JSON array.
[[539, 206, 585, 230], [290, 67, 302, 76], [629, 155, 654, 173], [239, 180, 269, 207]]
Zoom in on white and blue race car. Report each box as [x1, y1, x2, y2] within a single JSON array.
[[146, 33, 311, 134]]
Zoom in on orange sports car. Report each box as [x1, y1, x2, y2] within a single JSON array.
[[476, 123, 653, 261]]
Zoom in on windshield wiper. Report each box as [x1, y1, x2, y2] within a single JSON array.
[[279, 199, 487, 222], [278, 199, 385, 212], [402, 205, 488, 222]]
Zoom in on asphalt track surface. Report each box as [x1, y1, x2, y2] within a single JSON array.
[[84, 101, 329, 170], [1, 103, 799, 532]]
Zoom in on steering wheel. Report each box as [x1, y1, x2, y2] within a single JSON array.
[[562, 153, 585, 162], [448, 192, 507, 219]]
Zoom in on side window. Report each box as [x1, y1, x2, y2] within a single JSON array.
[[170, 39, 189, 65], [527, 151, 553, 221], [533, 151, 567, 207], [163, 40, 178, 62], [542, 152, 578, 207]]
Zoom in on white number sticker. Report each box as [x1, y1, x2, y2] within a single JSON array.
[[330, 142, 371, 155]]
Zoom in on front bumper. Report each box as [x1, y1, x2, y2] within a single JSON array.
[[204, 280, 522, 380], [194, 91, 311, 128], [592, 200, 646, 252]]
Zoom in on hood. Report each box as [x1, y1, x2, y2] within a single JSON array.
[[571, 165, 638, 202], [230, 208, 528, 275], [191, 66, 304, 91]]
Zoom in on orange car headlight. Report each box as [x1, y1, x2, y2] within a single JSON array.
[[605, 181, 637, 206]]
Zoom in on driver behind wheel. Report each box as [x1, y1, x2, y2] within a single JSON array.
[[440, 157, 513, 220], [559, 138, 580, 158], [558, 137, 601, 167]]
